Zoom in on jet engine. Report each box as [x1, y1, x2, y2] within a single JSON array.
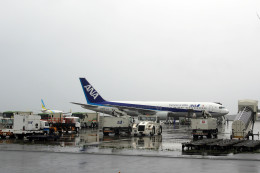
[[154, 111, 169, 120]]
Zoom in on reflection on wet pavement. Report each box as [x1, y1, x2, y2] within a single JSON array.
[[0, 122, 260, 159]]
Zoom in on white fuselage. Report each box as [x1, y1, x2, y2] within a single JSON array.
[[84, 101, 229, 120], [41, 109, 63, 114]]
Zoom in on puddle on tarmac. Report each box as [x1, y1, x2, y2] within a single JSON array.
[[1, 122, 260, 158]]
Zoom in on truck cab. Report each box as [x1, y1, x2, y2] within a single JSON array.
[[132, 116, 162, 136], [40, 120, 50, 134], [64, 117, 81, 132]]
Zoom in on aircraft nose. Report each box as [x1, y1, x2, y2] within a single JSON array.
[[225, 109, 229, 114]]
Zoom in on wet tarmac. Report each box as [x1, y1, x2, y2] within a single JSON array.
[[1, 150, 260, 173], [1, 121, 260, 172]]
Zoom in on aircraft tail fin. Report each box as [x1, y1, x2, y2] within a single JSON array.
[[41, 99, 47, 110], [79, 78, 105, 104]]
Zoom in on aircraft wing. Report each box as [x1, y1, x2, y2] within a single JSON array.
[[103, 104, 156, 115], [71, 102, 98, 109]]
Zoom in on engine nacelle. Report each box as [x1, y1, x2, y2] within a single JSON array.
[[154, 111, 169, 120]]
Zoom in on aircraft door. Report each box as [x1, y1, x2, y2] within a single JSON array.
[[209, 105, 213, 112]]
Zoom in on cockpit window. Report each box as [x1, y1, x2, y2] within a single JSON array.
[[219, 106, 225, 109]]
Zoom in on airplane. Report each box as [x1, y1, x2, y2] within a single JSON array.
[[71, 78, 229, 120], [41, 99, 71, 114]]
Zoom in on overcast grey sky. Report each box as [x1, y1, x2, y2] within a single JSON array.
[[0, 0, 260, 114]]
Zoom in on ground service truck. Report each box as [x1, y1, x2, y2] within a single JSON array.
[[99, 116, 132, 136], [191, 111, 218, 139], [0, 114, 49, 139], [39, 113, 81, 133], [72, 112, 99, 128]]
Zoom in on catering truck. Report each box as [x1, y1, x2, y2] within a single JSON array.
[[191, 111, 218, 139], [0, 114, 49, 139], [99, 116, 132, 136]]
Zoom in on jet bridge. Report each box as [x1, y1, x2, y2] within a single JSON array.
[[231, 100, 258, 139]]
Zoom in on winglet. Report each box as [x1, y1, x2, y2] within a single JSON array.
[[79, 78, 105, 104]]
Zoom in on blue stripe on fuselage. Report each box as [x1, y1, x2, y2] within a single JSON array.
[[88, 101, 203, 113]]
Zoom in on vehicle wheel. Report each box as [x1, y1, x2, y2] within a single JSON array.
[[207, 134, 212, 139], [127, 127, 132, 135], [193, 135, 198, 139], [129, 126, 132, 133], [49, 128, 54, 134], [17, 134, 24, 140], [158, 126, 162, 135], [103, 132, 109, 136], [10, 135, 15, 139], [115, 129, 120, 136], [150, 127, 155, 136]]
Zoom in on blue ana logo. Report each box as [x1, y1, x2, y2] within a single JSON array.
[[190, 104, 200, 107], [84, 85, 99, 100], [117, 120, 123, 124]]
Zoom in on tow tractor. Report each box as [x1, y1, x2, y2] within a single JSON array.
[[132, 115, 162, 136]]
